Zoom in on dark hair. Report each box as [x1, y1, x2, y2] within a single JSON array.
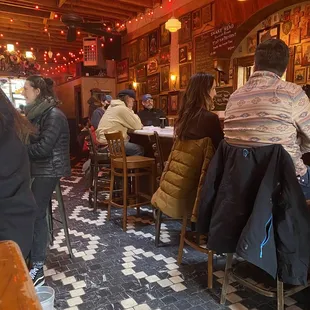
[[302, 84, 310, 99], [0, 87, 36, 143], [117, 94, 130, 106], [174, 73, 215, 140], [254, 39, 289, 76], [26, 75, 56, 99]]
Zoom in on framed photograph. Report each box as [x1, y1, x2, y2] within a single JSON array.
[[179, 63, 191, 89], [160, 23, 171, 47], [138, 36, 148, 62], [147, 73, 160, 95], [160, 65, 170, 92], [179, 46, 188, 63], [129, 68, 135, 81], [289, 28, 301, 45], [202, 3, 212, 24], [147, 57, 159, 75], [159, 95, 168, 114], [149, 29, 159, 57], [152, 95, 159, 109], [168, 91, 180, 115], [135, 64, 147, 82], [159, 46, 170, 65], [302, 42, 310, 66], [247, 35, 256, 54], [129, 41, 138, 67], [257, 24, 280, 45], [178, 13, 192, 44], [308, 67, 310, 82], [192, 9, 202, 31], [294, 68, 306, 84], [116, 58, 129, 83]]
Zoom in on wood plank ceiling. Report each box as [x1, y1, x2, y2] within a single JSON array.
[[0, 0, 155, 64]]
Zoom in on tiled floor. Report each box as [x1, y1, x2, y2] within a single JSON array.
[[46, 161, 310, 310]]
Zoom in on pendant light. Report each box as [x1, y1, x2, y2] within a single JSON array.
[[165, 16, 181, 32]]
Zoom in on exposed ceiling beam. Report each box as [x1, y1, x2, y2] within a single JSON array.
[[86, 0, 145, 13], [0, 3, 50, 17], [58, 0, 67, 7], [119, 0, 153, 8]]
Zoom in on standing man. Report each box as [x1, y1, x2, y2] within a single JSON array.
[[138, 94, 166, 126]]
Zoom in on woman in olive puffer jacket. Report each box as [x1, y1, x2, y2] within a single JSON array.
[[23, 75, 71, 287]]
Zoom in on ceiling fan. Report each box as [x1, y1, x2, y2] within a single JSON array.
[[61, 12, 121, 42]]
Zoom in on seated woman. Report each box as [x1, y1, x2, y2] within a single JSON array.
[[174, 72, 223, 148], [0, 88, 37, 259], [152, 73, 223, 219]]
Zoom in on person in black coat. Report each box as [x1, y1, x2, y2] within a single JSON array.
[[0, 88, 36, 258], [22, 75, 71, 287]]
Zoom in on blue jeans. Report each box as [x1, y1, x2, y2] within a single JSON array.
[[125, 142, 144, 156], [298, 165, 310, 200]]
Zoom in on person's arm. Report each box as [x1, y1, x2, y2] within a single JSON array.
[[209, 113, 224, 149], [27, 109, 62, 159], [292, 90, 310, 154], [119, 107, 143, 130]]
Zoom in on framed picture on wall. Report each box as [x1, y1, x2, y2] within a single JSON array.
[[129, 41, 138, 67], [149, 29, 159, 57], [192, 9, 202, 31], [147, 58, 159, 75], [160, 65, 170, 92], [116, 58, 129, 83], [179, 46, 188, 63], [147, 73, 160, 95], [307, 67, 310, 82], [160, 23, 171, 47], [138, 36, 148, 62], [179, 63, 191, 89], [247, 35, 256, 54], [201, 3, 212, 24], [159, 95, 168, 114], [159, 46, 170, 65], [289, 28, 301, 45], [257, 24, 280, 45], [302, 42, 310, 66], [168, 91, 180, 115], [135, 64, 147, 82], [178, 13, 192, 44], [129, 68, 135, 81], [294, 68, 306, 84]]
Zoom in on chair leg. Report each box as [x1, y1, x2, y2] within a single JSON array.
[[177, 214, 188, 265], [220, 253, 233, 305], [150, 163, 156, 195], [55, 182, 74, 259], [93, 162, 98, 212], [135, 169, 140, 216], [277, 278, 284, 310], [88, 163, 94, 206], [155, 209, 162, 247], [108, 169, 115, 221], [207, 250, 213, 289], [122, 171, 128, 231]]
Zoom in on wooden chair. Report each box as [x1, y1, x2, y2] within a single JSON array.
[[105, 131, 156, 231], [220, 253, 310, 310], [87, 128, 111, 211], [149, 131, 183, 247], [177, 211, 214, 289]]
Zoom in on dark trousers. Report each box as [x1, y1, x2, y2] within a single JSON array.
[[31, 177, 59, 265]]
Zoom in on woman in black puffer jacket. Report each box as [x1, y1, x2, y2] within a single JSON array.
[[23, 75, 71, 287]]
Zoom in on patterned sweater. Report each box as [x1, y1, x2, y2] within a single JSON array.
[[224, 71, 310, 176]]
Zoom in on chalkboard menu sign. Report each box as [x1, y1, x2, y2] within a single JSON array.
[[194, 32, 214, 74], [210, 23, 237, 57], [214, 86, 233, 111]]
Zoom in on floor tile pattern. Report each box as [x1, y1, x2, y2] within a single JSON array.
[[45, 162, 310, 310]]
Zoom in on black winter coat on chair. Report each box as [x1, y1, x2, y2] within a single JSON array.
[[0, 99, 36, 258], [197, 140, 310, 286]]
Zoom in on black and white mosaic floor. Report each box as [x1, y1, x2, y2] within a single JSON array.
[[46, 162, 310, 310]]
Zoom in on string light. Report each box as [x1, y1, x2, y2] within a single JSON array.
[[35, 5, 39, 9], [10, 19, 13, 22], [54, 14, 58, 18]]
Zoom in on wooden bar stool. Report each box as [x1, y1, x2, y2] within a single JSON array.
[[105, 131, 156, 231]]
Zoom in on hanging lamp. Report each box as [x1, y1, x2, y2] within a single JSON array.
[[165, 16, 181, 32]]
